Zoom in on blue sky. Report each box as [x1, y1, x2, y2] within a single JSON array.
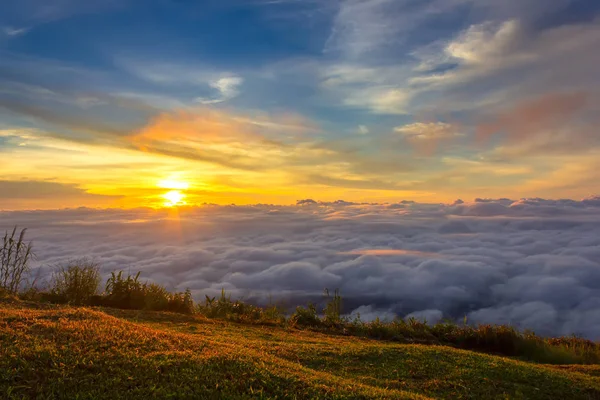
[[1, 0, 600, 209]]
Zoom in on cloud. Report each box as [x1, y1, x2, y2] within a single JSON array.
[[0, 180, 99, 199], [324, 0, 468, 59], [117, 60, 244, 104], [195, 76, 244, 104], [4, 196, 600, 338], [123, 106, 423, 193], [395, 122, 461, 139], [2, 26, 29, 37], [412, 18, 600, 111], [211, 76, 243, 97], [445, 20, 524, 65], [325, 0, 400, 58], [394, 122, 464, 154], [0, 180, 121, 209], [357, 125, 369, 135], [1, 0, 125, 33], [318, 63, 414, 114], [475, 91, 599, 156], [316, 1, 600, 121], [343, 87, 410, 115], [126, 107, 322, 171], [0, 99, 132, 138]]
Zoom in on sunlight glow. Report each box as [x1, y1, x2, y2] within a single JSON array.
[[158, 179, 190, 190], [163, 190, 186, 207]]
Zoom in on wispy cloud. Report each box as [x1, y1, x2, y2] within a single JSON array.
[[394, 122, 464, 154], [357, 125, 369, 135], [323, 0, 468, 59], [195, 76, 244, 104], [2, 26, 30, 37], [116, 59, 245, 104]]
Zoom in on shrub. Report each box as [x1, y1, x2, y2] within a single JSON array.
[[0, 227, 33, 294], [50, 259, 101, 305], [103, 270, 194, 314], [104, 271, 145, 309], [0, 287, 17, 301], [263, 299, 286, 325], [195, 289, 285, 324], [199, 289, 257, 320], [167, 289, 194, 314], [290, 303, 321, 328], [143, 282, 170, 311]]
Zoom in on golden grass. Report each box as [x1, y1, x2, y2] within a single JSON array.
[[1, 300, 600, 399]]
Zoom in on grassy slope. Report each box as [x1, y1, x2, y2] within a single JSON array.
[[1, 300, 600, 400]]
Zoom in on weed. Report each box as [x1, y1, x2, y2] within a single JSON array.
[[0, 226, 33, 294], [49, 258, 101, 305]]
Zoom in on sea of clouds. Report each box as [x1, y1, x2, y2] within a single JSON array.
[[2, 196, 600, 339]]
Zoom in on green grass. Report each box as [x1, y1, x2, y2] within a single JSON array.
[[2, 299, 600, 399]]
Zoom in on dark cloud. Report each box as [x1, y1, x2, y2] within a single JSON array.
[[2, 197, 600, 338], [0, 180, 120, 200], [0, 100, 134, 138]]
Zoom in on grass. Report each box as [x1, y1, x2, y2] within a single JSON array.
[[2, 298, 600, 399], [195, 289, 600, 366]]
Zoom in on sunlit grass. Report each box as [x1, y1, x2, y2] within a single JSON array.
[[2, 299, 600, 399]]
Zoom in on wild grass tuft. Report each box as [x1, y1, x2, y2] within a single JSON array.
[[102, 270, 194, 314], [48, 258, 101, 305], [0, 226, 33, 294], [196, 288, 285, 324]]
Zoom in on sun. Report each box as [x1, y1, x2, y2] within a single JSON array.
[[157, 177, 189, 207], [163, 190, 186, 207]]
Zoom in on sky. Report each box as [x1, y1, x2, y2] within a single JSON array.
[[1, 0, 599, 209]]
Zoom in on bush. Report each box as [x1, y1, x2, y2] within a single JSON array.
[[0, 227, 33, 294], [290, 303, 321, 328], [198, 289, 261, 321], [195, 290, 286, 324], [104, 271, 145, 309], [166, 289, 194, 314], [50, 259, 101, 305], [103, 270, 194, 314]]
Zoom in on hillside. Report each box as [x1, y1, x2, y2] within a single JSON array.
[[1, 299, 600, 400]]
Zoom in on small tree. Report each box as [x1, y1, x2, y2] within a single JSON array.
[[0, 227, 33, 294], [50, 258, 101, 305]]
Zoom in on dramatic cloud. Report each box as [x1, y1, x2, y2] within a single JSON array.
[[3, 196, 600, 339]]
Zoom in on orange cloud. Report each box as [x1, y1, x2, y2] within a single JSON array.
[[476, 92, 591, 144], [130, 109, 251, 146], [126, 108, 321, 171], [340, 249, 443, 258]]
